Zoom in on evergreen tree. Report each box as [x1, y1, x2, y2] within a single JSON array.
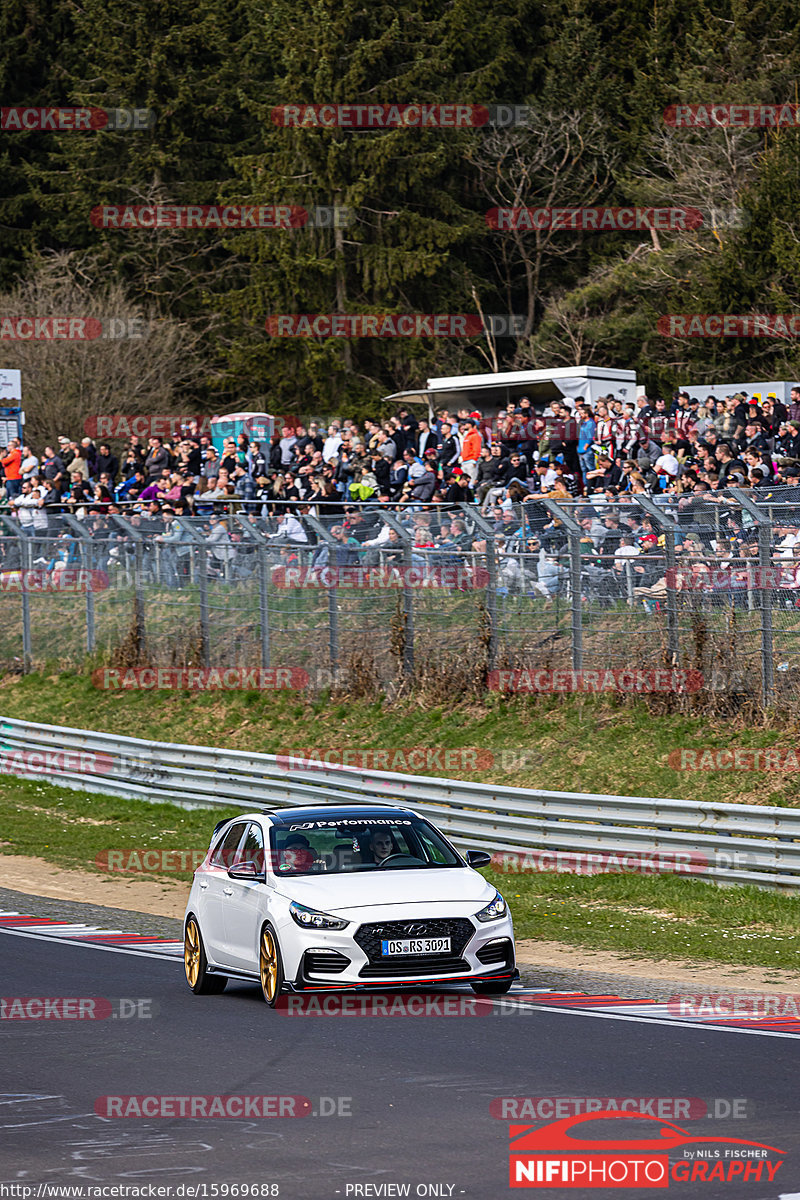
[[215, 0, 543, 407], [0, 0, 77, 285]]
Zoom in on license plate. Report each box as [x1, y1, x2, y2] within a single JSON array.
[[381, 937, 451, 955]]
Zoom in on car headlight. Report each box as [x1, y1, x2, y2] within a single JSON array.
[[289, 902, 349, 931], [475, 892, 507, 922]]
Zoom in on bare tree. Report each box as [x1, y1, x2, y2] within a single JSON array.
[[626, 121, 761, 245], [469, 110, 616, 352], [523, 243, 676, 370], [0, 252, 209, 448]]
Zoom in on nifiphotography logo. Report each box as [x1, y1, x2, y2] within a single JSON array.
[[508, 1110, 785, 1187]]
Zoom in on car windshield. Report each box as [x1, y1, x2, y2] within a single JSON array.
[[269, 814, 463, 875]]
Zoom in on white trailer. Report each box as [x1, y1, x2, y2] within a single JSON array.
[[382, 364, 636, 417], [679, 378, 800, 404]]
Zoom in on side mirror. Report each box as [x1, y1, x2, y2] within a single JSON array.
[[465, 850, 492, 869], [228, 860, 263, 881]]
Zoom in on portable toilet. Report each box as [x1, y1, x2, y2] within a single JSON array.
[[0, 406, 24, 449], [0, 370, 24, 448], [210, 412, 275, 456]]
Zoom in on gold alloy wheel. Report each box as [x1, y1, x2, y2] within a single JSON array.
[[260, 928, 278, 1001], [185, 919, 200, 987]]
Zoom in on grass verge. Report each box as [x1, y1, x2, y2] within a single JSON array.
[[3, 669, 800, 806]]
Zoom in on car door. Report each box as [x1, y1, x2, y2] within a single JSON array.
[[222, 821, 267, 972], [201, 821, 248, 964]]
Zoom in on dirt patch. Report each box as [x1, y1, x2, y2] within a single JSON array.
[[573, 900, 681, 919], [516, 939, 800, 994], [0, 854, 189, 919], [12, 802, 117, 826]]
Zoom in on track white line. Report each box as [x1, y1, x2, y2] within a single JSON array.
[[513, 1001, 800, 1040], [0, 926, 183, 962], [2, 924, 133, 937]]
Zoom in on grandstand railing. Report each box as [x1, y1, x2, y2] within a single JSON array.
[[2, 491, 800, 699]]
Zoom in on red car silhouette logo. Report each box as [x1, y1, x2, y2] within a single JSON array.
[[510, 1110, 784, 1155]]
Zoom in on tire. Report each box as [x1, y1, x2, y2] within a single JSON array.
[[470, 976, 514, 996], [259, 923, 284, 1007], [184, 916, 227, 995]]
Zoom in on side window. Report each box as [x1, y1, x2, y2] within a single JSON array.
[[241, 822, 265, 873], [392, 830, 412, 856], [414, 826, 448, 864], [210, 822, 246, 869]]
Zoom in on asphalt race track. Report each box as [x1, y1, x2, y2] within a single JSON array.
[[2, 927, 799, 1199]]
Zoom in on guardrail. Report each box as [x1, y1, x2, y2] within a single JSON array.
[[2, 716, 800, 890]]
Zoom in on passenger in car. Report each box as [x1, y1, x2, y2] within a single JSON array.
[[279, 835, 316, 872]]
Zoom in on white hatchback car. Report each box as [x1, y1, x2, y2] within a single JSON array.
[[184, 804, 516, 1006]]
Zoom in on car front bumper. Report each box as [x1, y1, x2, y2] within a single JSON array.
[[279, 909, 516, 989]]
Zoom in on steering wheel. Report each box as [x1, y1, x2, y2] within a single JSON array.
[[376, 853, 426, 868]]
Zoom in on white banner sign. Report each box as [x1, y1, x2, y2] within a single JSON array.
[[0, 370, 22, 402]]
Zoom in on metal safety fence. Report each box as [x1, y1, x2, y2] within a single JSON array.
[[2, 490, 800, 699], [2, 716, 799, 890]]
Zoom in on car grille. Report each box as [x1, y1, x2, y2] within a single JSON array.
[[476, 938, 514, 966], [354, 917, 475, 978], [303, 950, 350, 975]]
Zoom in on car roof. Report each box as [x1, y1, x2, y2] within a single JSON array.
[[266, 805, 414, 825]]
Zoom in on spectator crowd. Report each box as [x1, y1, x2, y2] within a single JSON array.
[[2, 388, 800, 603]]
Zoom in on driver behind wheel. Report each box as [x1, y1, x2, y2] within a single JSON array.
[[367, 828, 397, 864]]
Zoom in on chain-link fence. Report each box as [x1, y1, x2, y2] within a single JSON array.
[[2, 491, 799, 699]]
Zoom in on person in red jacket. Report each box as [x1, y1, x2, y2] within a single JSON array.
[[1, 438, 23, 499], [459, 420, 483, 484]]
